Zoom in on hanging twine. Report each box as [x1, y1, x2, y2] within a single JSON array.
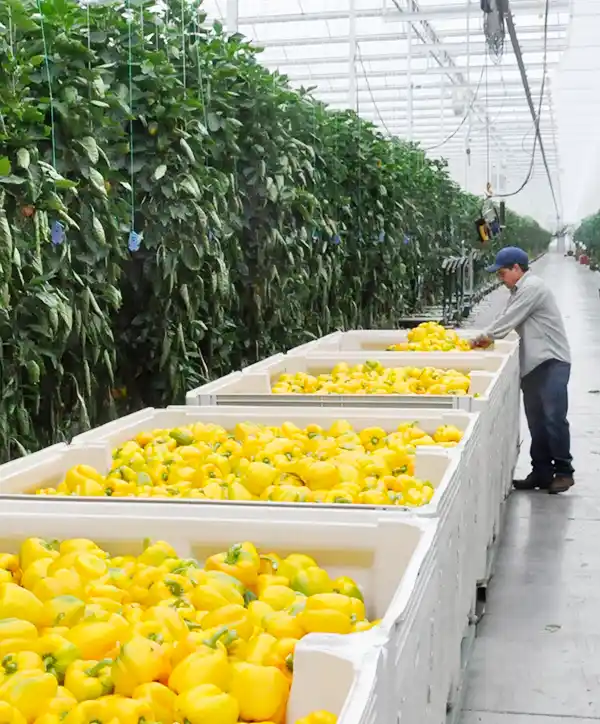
[[126, 0, 139, 251]]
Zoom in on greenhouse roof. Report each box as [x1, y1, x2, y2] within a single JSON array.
[[202, 0, 600, 229]]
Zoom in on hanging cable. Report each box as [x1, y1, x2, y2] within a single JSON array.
[[356, 48, 393, 137], [494, 0, 548, 198], [423, 62, 486, 152], [495, 0, 558, 220]]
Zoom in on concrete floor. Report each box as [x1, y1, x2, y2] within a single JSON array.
[[461, 252, 600, 724]]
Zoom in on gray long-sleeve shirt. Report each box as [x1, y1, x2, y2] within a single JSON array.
[[485, 272, 571, 377]]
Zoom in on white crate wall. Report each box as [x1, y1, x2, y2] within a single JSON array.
[[287, 328, 519, 357], [0, 504, 434, 724], [0, 404, 478, 724]]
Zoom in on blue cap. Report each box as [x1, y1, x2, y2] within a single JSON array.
[[485, 246, 529, 272]]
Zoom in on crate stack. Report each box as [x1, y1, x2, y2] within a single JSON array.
[[0, 327, 520, 724]]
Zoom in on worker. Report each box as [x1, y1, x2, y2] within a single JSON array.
[[471, 246, 573, 494]]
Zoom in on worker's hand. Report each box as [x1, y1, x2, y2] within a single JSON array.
[[470, 334, 493, 349]]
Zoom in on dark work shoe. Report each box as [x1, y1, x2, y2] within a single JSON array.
[[513, 473, 552, 491], [548, 475, 575, 495]]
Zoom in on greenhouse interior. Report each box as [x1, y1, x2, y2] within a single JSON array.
[[1, 0, 600, 723]]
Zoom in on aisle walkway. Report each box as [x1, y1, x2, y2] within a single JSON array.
[[461, 252, 600, 724]]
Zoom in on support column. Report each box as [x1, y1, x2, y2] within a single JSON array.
[[407, 21, 413, 141], [226, 0, 238, 33], [348, 0, 357, 110]]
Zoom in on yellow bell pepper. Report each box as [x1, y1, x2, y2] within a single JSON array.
[[259, 553, 282, 576], [175, 683, 238, 724], [0, 620, 37, 643], [62, 699, 107, 724], [257, 574, 290, 596], [19, 559, 52, 592], [263, 611, 304, 640], [0, 670, 58, 723], [295, 712, 337, 724], [264, 638, 297, 674], [0, 651, 43, 678], [63, 659, 113, 701], [46, 686, 77, 716], [40, 596, 86, 628], [332, 576, 363, 601], [103, 695, 156, 724], [31, 716, 61, 724], [298, 608, 352, 635], [0, 702, 26, 724], [247, 600, 275, 628], [276, 554, 317, 581], [111, 635, 165, 696], [228, 662, 290, 723], [138, 541, 178, 567], [19, 539, 60, 572], [243, 633, 278, 665], [289, 567, 332, 596], [205, 543, 259, 589], [168, 627, 232, 694], [133, 682, 177, 724], [0, 639, 39, 659], [0, 584, 44, 625], [259, 585, 297, 611], [0, 555, 20, 584], [191, 581, 245, 612], [200, 604, 253, 641], [31, 569, 84, 602], [66, 614, 129, 660], [35, 634, 81, 681], [142, 606, 188, 642]]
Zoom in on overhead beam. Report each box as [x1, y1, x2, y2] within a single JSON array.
[[234, 0, 569, 25], [263, 38, 568, 67], [285, 61, 558, 82], [298, 79, 547, 93], [255, 24, 567, 48]]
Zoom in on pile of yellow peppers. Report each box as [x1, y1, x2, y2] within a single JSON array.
[[37, 420, 463, 506], [0, 537, 370, 723], [387, 322, 476, 352], [271, 361, 471, 395]]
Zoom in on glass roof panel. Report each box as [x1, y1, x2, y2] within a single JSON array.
[[201, 0, 600, 226]]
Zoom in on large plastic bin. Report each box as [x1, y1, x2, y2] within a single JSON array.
[[286, 329, 519, 356], [0, 406, 479, 721], [0, 504, 436, 724]]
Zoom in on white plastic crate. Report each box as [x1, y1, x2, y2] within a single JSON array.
[[0, 406, 480, 723], [184, 351, 509, 411], [287, 329, 519, 356], [0, 506, 435, 724]]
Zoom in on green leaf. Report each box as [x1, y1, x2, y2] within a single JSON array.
[[153, 164, 167, 181], [0, 158, 12, 177], [88, 168, 107, 196], [16, 149, 30, 170], [78, 137, 99, 165]]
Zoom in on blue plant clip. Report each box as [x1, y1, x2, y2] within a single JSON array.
[[312, 233, 319, 243], [51, 221, 65, 246], [378, 231, 385, 243], [332, 234, 341, 245], [403, 235, 410, 245], [128, 230, 141, 252]]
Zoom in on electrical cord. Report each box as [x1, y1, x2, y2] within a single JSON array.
[[356, 47, 394, 136], [494, 0, 549, 198], [423, 61, 487, 152]]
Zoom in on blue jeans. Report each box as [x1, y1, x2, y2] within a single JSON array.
[[521, 359, 574, 479]]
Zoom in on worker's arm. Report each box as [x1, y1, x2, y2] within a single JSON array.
[[484, 285, 543, 340]]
